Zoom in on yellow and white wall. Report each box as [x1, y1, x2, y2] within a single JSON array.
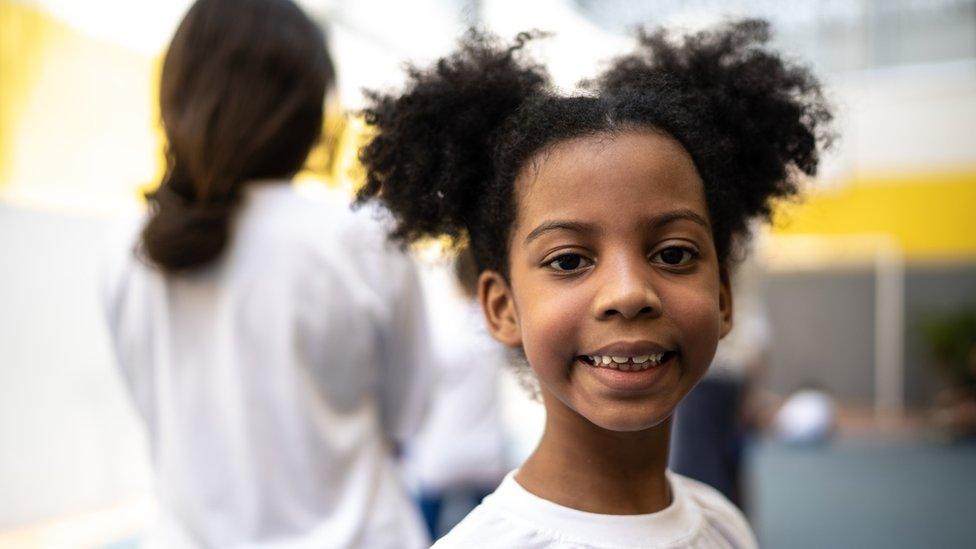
[[770, 62, 976, 262]]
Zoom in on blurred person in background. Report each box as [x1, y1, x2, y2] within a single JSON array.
[[101, 0, 431, 546], [772, 383, 837, 446], [402, 248, 508, 541], [669, 240, 770, 509]]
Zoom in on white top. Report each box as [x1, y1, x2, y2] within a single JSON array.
[[102, 183, 431, 548], [432, 470, 758, 549], [401, 262, 507, 492]]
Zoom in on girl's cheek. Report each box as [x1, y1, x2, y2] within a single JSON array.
[[663, 284, 723, 364], [519, 283, 589, 365]]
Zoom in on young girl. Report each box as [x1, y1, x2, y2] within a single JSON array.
[[102, 0, 431, 546], [358, 19, 831, 548]]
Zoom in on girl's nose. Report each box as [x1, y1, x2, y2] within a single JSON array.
[[592, 262, 662, 320]]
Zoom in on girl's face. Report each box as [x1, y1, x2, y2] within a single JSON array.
[[480, 129, 732, 432]]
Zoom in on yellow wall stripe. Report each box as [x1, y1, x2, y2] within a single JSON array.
[[773, 170, 976, 260]]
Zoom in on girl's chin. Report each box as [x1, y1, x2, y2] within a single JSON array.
[[584, 408, 673, 433]]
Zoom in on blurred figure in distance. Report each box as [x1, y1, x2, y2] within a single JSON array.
[[101, 0, 431, 546], [402, 248, 508, 540]]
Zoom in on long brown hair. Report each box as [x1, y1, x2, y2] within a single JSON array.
[[142, 0, 334, 272]]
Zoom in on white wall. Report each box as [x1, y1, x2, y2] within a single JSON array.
[[819, 60, 976, 182], [0, 203, 151, 529]]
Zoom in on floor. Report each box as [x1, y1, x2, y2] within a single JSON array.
[[748, 436, 976, 549]]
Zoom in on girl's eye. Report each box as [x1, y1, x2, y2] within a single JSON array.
[[546, 253, 590, 272], [652, 246, 697, 267]]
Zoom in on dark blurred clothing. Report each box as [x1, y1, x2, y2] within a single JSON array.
[[669, 377, 746, 507], [419, 485, 496, 541]]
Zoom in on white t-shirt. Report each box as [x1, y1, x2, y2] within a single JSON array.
[[101, 182, 431, 548], [432, 470, 758, 548]]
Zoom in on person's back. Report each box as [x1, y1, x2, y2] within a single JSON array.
[[104, 185, 430, 547], [101, 0, 430, 546]]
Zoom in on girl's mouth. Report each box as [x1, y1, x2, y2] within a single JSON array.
[[577, 352, 677, 371]]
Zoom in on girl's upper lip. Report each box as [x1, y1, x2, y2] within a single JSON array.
[[584, 341, 674, 356]]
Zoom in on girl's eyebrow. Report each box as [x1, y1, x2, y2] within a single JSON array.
[[524, 220, 597, 245], [648, 209, 711, 231], [524, 209, 710, 245]]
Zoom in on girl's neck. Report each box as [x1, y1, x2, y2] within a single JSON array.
[[515, 399, 672, 515]]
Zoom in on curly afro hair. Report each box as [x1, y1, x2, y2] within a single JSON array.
[[357, 19, 833, 278]]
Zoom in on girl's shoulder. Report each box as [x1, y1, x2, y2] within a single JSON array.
[[431, 501, 552, 549], [668, 472, 745, 519], [431, 472, 560, 548], [668, 472, 758, 548]]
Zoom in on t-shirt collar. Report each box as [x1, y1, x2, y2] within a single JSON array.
[[486, 469, 702, 547]]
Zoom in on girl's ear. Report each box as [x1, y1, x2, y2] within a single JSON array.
[[478, 270, 522, 347], [719, 270, 734, 338]]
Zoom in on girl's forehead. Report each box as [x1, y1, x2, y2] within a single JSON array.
[[513, 130, 708, 226]]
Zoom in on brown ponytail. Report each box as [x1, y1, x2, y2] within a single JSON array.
[[142, 0, 335, 272]]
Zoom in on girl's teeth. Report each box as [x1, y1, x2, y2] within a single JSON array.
[[587, 353, 669, 368]]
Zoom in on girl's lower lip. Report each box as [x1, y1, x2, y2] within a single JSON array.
[[577, 354, 675, 393]]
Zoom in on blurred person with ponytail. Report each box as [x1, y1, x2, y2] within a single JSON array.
[[101, 1, 431, 547]]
